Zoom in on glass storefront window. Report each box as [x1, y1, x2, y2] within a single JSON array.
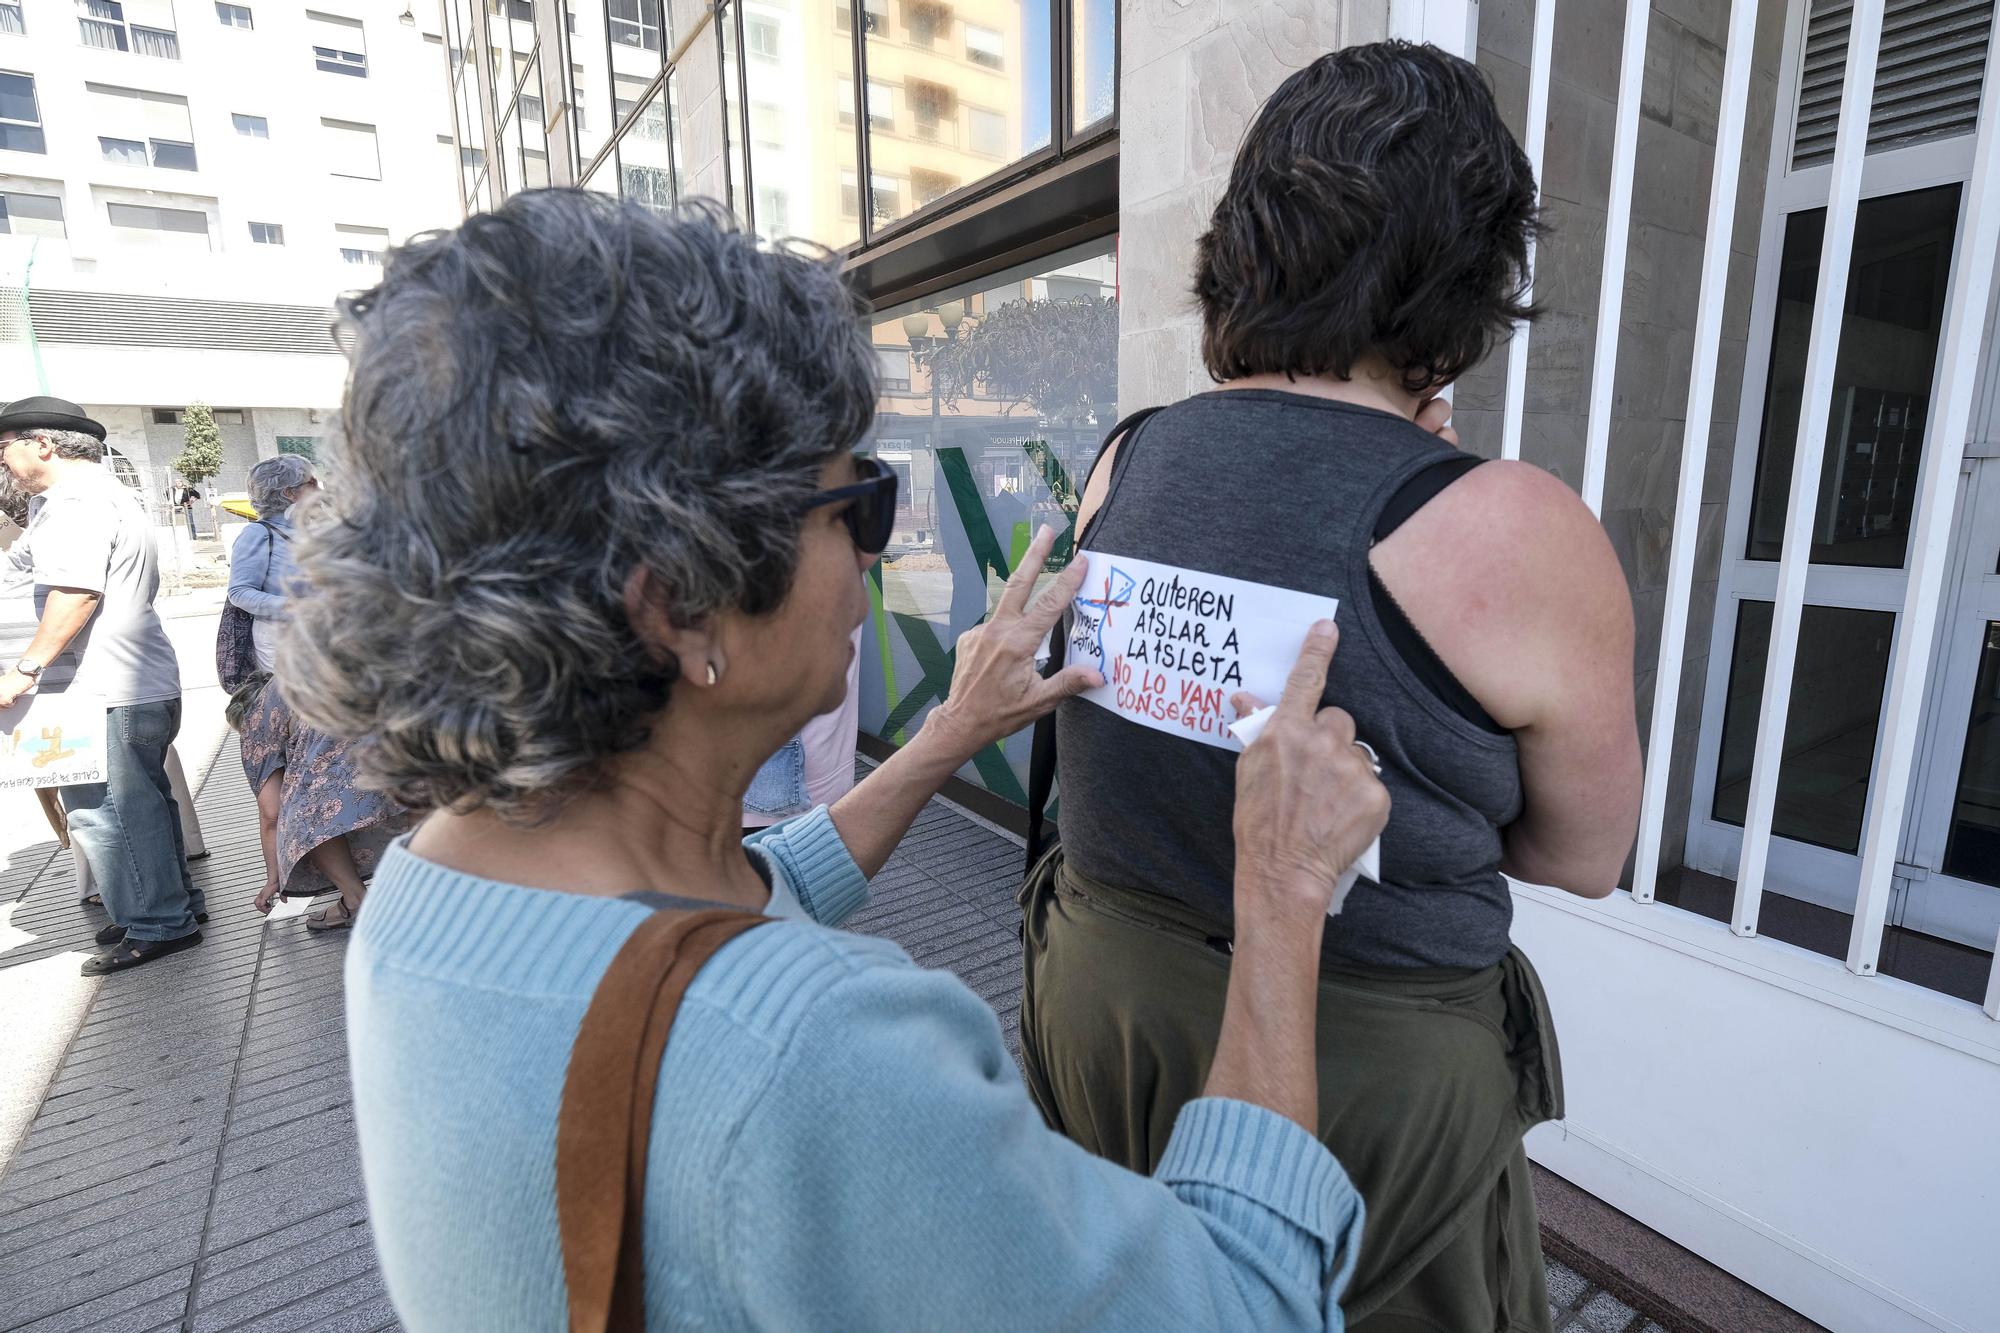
[[608, 0, 664, 52], [568, 0, 613, 169], [619, 80, 673, 211], [1746, 185, 1960, 569], [859, 237, 1118, 802], [498, 105, 526, 196], [1942, 622, 2000, 886], [602, 0, 664, 151], [862, 0, 1052, 230], [518, 61, 551, 188], [1071, 0, 1113, 130], [720, 0, 748, 222], [738, 0, 857, 247], [491, 0, 537, 90], [1711, 600, 1895, 853]]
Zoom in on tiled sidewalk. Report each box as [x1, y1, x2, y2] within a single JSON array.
[[0, 735, 1648, 1332]]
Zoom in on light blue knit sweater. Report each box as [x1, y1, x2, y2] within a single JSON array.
[[346, 806, 1364, 1331]]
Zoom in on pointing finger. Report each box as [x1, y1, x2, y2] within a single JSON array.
[[1277, 621, 1339, 722], [994, 525, 1059, 622]]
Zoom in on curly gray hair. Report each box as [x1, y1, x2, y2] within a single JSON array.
[[248, 453, 314, 517], [280, 191, 878, 822], [26, 428, 104, 463]]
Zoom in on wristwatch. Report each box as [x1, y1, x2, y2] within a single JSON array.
[[12, 658, 42, 679]]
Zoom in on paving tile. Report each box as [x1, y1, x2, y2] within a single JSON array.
[[188, 1234, 383, 1333], [6, 1262, 193, 1333], [1578, 1288, 1640, 1331], [1547, 1258, 1592, 1310]]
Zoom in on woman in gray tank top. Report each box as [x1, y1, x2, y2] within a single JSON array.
[[1018, 43, 1642, 1333]]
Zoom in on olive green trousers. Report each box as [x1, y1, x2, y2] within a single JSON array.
[[1018, 850, 1563, 1332]]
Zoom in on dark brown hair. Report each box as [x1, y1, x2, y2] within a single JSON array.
[[1195, 42, 1538, 394]]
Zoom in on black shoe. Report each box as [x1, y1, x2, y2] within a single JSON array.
[[82, 931, 203, 975]]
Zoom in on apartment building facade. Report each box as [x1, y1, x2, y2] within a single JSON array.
[[0, 0, 462, 501]]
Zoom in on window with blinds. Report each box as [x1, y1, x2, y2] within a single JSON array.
[[1792, 0, 1996, 168], [87, 81, 197, 170], [308, 10, 367, 77], [322, 118, 380, 179]]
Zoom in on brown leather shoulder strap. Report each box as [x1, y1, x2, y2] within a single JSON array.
[[557, 907, 770, 1333]]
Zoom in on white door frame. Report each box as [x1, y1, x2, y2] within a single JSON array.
[[1889, 453, 2000, 947], [1685, 0, 1988, 930]]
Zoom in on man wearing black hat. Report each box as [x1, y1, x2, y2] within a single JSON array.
[[1, 396, 204, 974]]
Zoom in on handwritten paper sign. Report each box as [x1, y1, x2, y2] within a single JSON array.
[[1, 691, 106, 790], [1069, 554, 1379, 915], [1069, 551, 1341, 751]]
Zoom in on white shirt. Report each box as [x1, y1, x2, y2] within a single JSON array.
[[8, 465, 179, 707]]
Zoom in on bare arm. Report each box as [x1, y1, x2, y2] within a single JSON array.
[[0, 587, 99, 709], [1371, 462, 1642, 896], [24, 587, 97, 665]]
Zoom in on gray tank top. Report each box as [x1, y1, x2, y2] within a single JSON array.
[[1055, 389, 1523, 968]]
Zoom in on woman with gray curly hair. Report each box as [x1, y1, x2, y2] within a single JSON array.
[[229, 452, 407, 929], [228, 452, 315, 673], [292, 190, 1388, 1332]]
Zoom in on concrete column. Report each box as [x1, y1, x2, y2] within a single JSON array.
[[1114, 0, 1390, 413]]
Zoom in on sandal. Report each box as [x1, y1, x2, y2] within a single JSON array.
[[81, 931, 203, 975], [83, 893, 103, 907], [305, 899, 358, 932]]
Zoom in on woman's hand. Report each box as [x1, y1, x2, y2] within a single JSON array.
[[1416, 394, 1460, 447], [924, 526, 1103, 764], [1229, 623, 1389, 921]]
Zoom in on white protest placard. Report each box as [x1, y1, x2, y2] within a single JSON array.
[[1068, 551, 1340, 749], [1068, 552, 1379, 916], [0, 691, 106, 790]]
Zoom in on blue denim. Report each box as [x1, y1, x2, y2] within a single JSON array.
[[743, 736, 809, 819], [61, 698, 203, 942]]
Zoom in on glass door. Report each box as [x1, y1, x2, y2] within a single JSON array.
[[1901, 457, 2000, 950], [1686, 182, 1966, 914]]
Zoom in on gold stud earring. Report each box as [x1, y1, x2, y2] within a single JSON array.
[[705, 662, 719, 687]]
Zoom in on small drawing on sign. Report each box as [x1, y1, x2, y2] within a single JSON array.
[[1076, 567, 1136, 676], [29, 727, 76, 769]]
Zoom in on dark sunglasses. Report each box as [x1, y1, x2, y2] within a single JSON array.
[[799, 454, 897, 555]]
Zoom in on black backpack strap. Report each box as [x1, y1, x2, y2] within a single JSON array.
[[1025, 406, 1165, 865]]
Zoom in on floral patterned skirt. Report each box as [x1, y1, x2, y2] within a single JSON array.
[[238, 678, 409, 897]]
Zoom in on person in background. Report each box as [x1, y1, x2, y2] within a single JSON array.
[[227, 455, 315, 674], [742, 626, 863, 834], [225, 455, 402, 931], [1025, 43, 1643, 1332], [177, 481, 200, 542], [0, 396, 204, 974], [295, 191, 1389, 1331]]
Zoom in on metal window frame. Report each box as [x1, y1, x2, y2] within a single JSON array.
[[848, 0, 1115, 256]]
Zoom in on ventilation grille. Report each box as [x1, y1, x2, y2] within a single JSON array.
[[1793, 0, 1995, 168], [25, 290, 341, 355]]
